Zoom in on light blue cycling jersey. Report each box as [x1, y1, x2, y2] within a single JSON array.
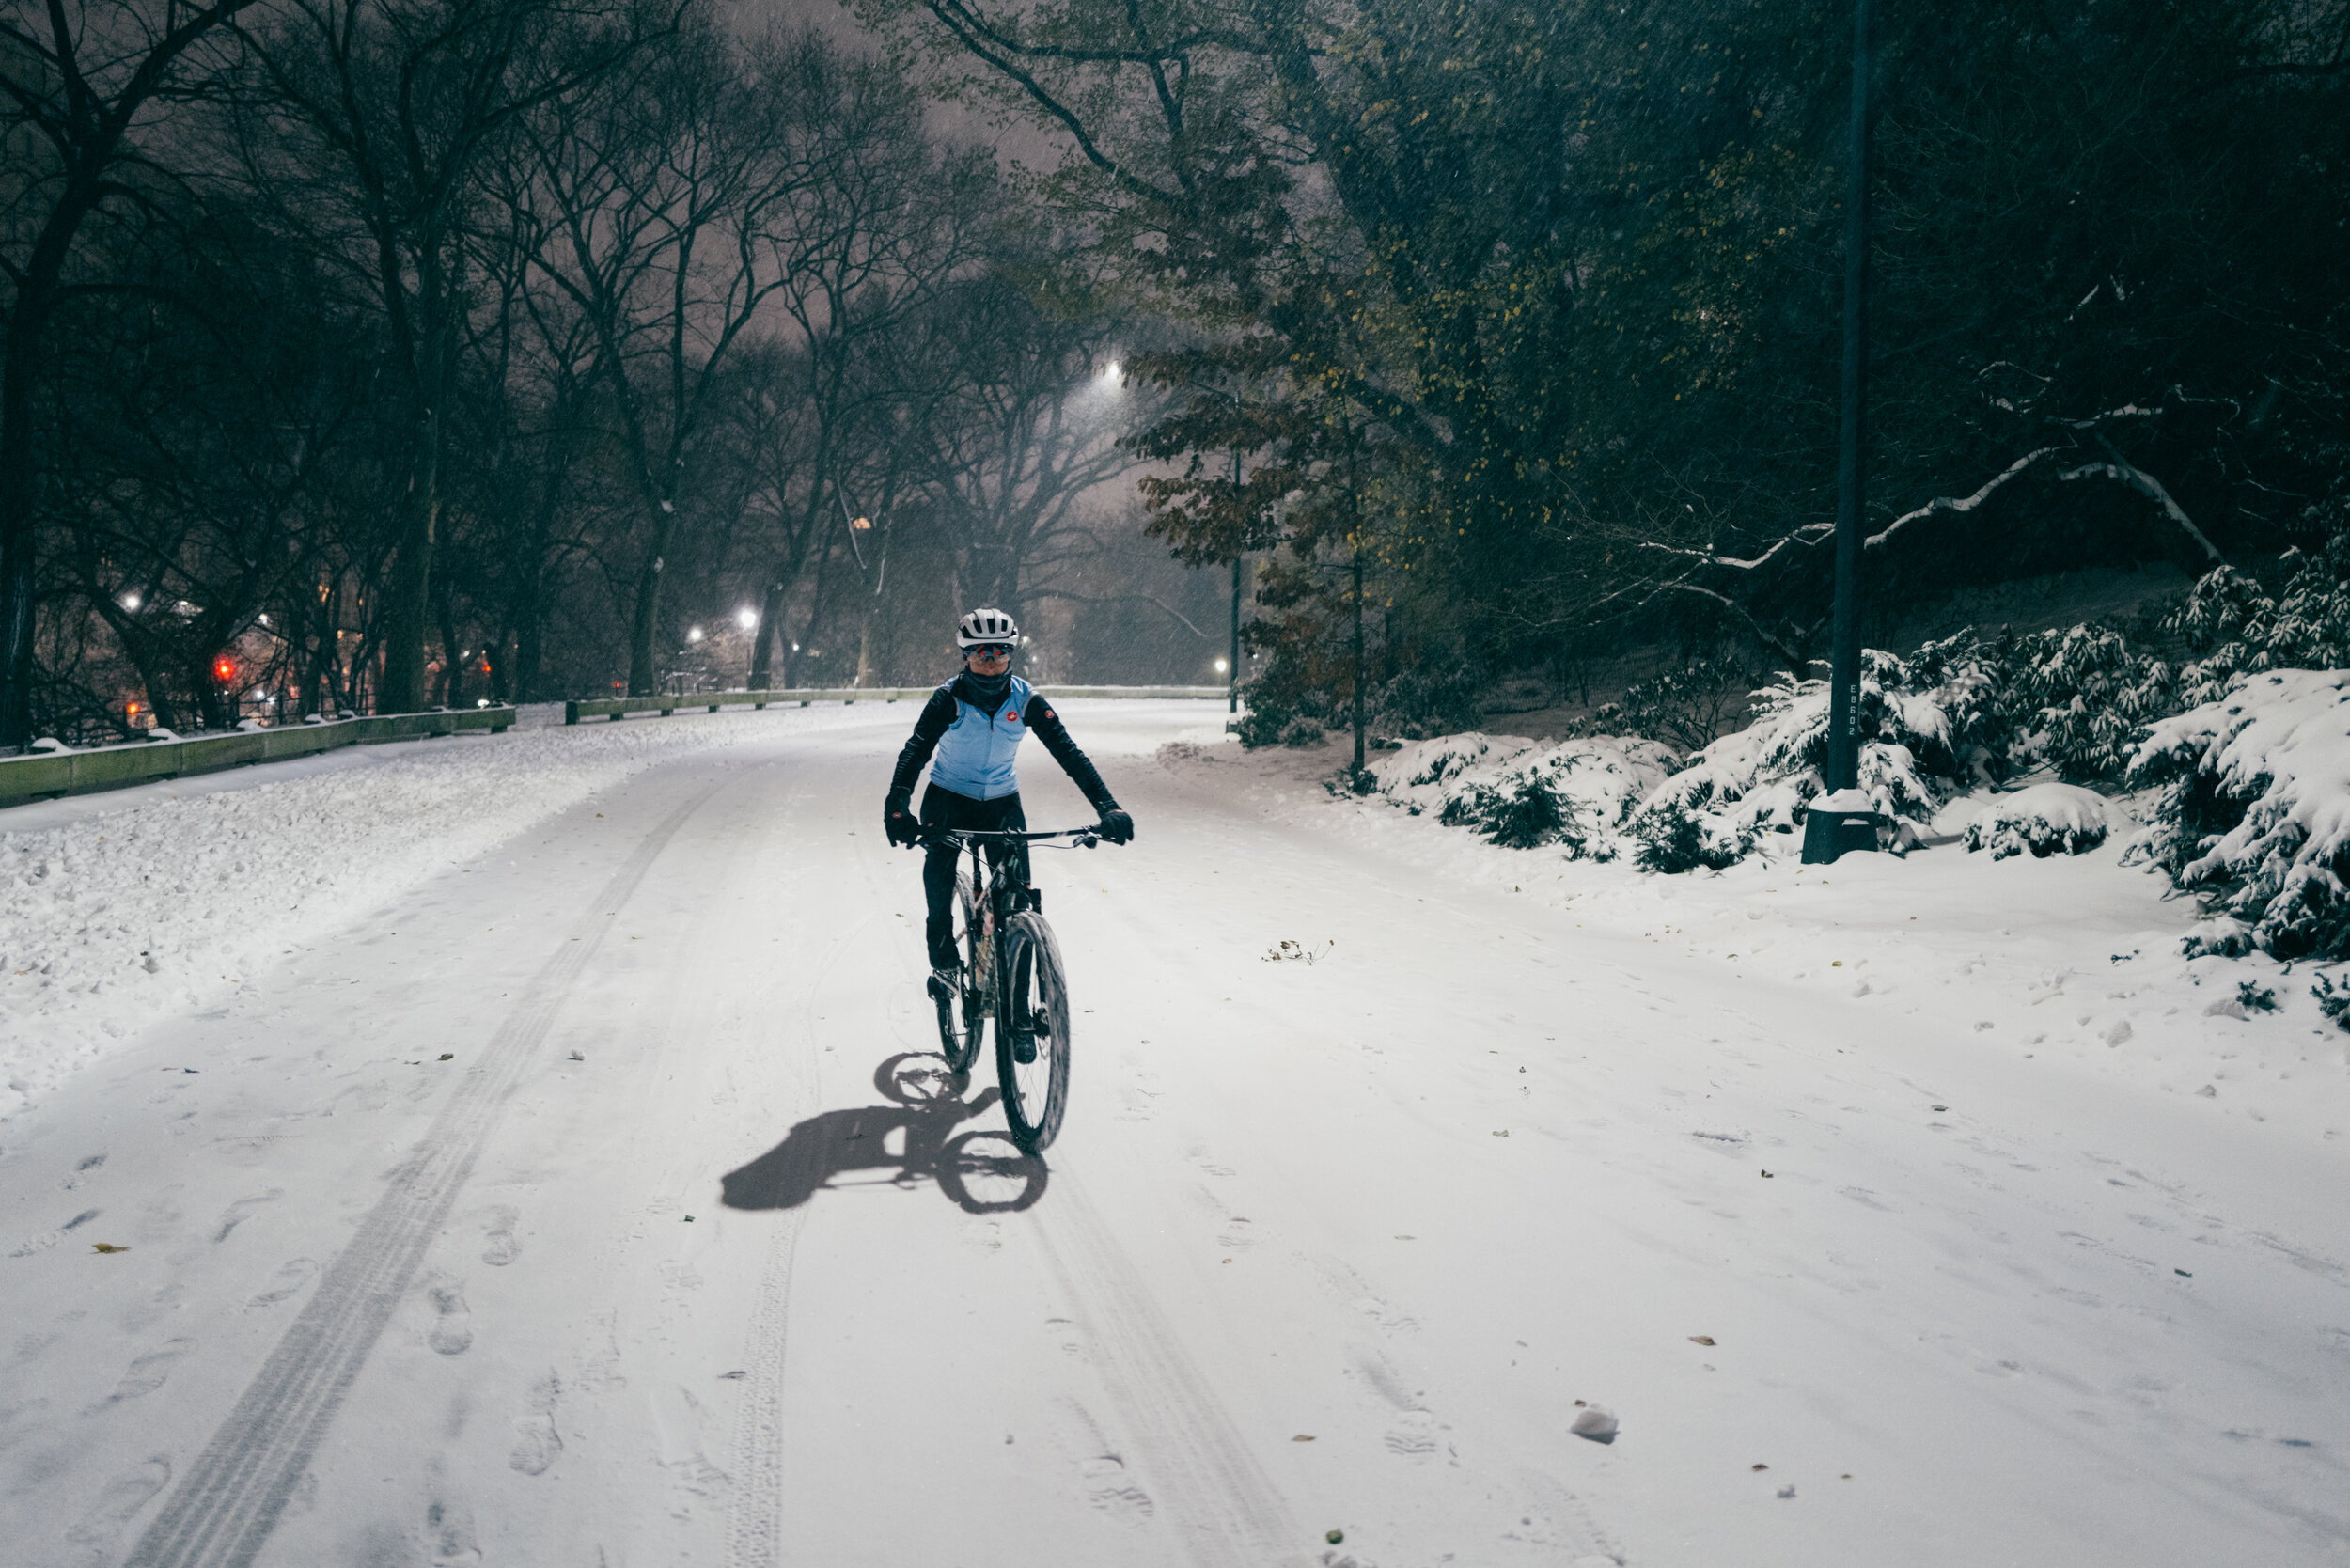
[[923, 673, 1036, 801]]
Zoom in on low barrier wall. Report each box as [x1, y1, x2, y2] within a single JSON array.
[[564, 685, 1227, 723], [0, 707, 516, 808]]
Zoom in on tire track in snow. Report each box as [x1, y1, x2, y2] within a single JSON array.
[[1034, 1168, 1303, 1568], [123, 783, 720, 1568], [722, 1202, 807, 1568], [724, 811, 887, 1568]]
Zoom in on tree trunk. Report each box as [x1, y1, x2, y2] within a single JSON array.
[[0, 302, 46, 749], [379, 404, 441, 713], [625, 502, 676, 696], [747, 578, 784, 688], [1351, 535, 1366, 776], [439, 598, 464, 709]]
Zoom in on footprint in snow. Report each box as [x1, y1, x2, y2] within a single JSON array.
[[62, 1457, 171, 1565], [423, 1275, 473, 1356], [478, 1204, 522, 1266], [213, 1189, 281, 1243], [245, 1256, 318, 1309], [1077, 1455, 1154, 1524], [98, 1338, 195, 1406], [509, 1415, 562, 1476]]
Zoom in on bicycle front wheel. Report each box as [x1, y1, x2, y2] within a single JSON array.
[[935, 871, 983, 1074], [995, 911, 1071, 1152]]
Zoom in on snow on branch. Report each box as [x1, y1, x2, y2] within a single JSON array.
[[1644, 524, 1832, 572], [2063, 436, 2224, 561], [1867, 447, 2060, 550]]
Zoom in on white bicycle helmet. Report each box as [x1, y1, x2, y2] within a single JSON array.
[[956, 607, 1021, 648]]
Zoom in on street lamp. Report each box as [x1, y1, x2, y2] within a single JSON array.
[[1805, 0, 1879, 867]]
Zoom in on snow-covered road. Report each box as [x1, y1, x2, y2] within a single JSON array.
[[3, 702, 2343, 1567]]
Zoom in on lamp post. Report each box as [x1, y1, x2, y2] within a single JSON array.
[[1805, 0, 1876, 866]]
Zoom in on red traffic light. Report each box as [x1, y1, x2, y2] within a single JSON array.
[[213, 656, 236, 683]]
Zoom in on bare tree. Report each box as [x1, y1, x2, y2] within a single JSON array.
[[1, 0, 263, 745], [227, 0, 662, 712]]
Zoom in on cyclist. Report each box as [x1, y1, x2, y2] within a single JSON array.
[[885, 608, 1134, 998]]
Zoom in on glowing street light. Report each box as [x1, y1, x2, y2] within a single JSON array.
[[737, 606, 759, 630], [1214, 658, 1229, 674], [120, 593, 140, 610], [687, 626, 704, 643]]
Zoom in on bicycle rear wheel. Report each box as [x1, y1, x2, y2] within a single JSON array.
[[935, 871, 984, 1074], [995, 911, 1071, 1152]]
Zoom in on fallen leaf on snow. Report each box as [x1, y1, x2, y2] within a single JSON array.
[[1688, 1335, 1716, 1346], [91, 1243, 128, 1254]]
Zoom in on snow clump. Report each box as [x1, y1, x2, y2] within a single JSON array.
[[1962, 783, 2116, 859]]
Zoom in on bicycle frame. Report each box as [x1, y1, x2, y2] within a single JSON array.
[[920, 825, 1100, 933]]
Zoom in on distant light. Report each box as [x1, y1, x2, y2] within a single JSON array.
[[1214, 658, 1230, 674], [791, 643, 800, 652], [258, 613, 269, 627], [851, 516, 871, 531], [1102, 360, 1122, 382], [737, 606, 759, 629], [687, 626, 704, 642], [120, 593, 140, 610], [477, 698, 491, 708]]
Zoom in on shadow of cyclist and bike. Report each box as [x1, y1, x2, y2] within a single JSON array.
[[719, 1051, 1050, 1215]]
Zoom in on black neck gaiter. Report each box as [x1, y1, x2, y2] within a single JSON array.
[[960, 667, 1011, 707]]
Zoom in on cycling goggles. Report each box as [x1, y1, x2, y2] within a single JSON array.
[[967, 643, 1014, 659]]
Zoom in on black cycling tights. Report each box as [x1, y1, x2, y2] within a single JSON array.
[[920, 785, 1027, 968]]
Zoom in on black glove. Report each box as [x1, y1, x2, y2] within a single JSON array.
[[885, 791, 920, 848], [1096, 806, 1134, 845]]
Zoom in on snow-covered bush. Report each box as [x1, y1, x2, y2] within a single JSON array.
[[1371, 733, 1676, 858], [1622, 637, 2005, 870], [2128, 668, 2350, 962], [1370, 664, 1482, 741], [2169, 523, 2350, 704], [1568, 657, 1756, 751], [2000, 624, 2173, 782], [1962, 783, 2115, 859]]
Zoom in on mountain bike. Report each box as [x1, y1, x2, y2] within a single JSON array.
[[918, 825, 1104, 1152]]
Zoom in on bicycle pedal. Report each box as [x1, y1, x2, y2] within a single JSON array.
[[1011, 1033, 1038, 1065]]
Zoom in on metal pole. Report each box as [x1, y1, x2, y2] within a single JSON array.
[[1825, 0, 1871, 795]]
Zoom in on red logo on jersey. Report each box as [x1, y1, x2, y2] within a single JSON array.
[[1003, 708, 1020, 723]]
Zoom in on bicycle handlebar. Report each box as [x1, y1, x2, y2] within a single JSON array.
[[912, 825, 1108, 847]]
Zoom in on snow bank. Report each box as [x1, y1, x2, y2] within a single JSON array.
[[1963, 783, 2116, 860], [0, 714, 786, 1121], [1370, 732, 1678, 856], [2130, 668, 2350, 961]]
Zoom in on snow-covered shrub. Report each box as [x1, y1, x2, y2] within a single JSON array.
[[1962, 783, 2116, 859], [1370, 664, 1482, 741], [1371, 733, 1675, 857], [2169, 523, 2350, 704], [2311, 970, 2350, 1030], [1632, 798, 1753, 872], [1231, 680, 1336, 748], [1568, 657, 1756, 751], [1622, 638, 2004, 869], [1277, 714, 1327, 747], [2000, 624, 2173, 782], [2128, 668, 2350, 962]]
